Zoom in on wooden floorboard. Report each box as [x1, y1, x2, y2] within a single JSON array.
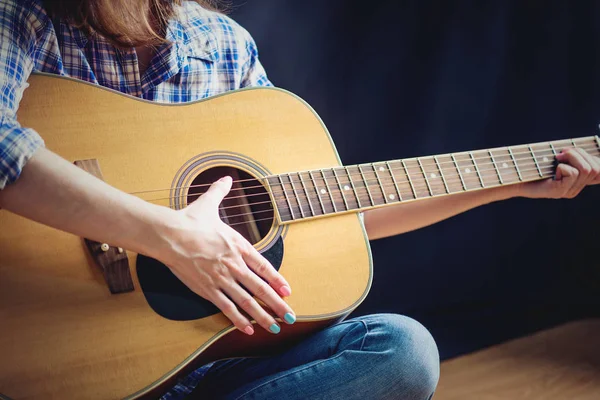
[[435, 319, 600, 400]]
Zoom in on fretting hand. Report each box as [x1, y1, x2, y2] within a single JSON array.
[[519, 147, 600, 199], [156, 176, 295, 335]]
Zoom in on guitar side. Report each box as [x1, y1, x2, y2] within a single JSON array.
[[0, 75, 372, 399]]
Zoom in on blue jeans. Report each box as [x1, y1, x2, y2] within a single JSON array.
[[189, 314, 439, 399]]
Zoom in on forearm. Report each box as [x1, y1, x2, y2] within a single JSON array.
[[0, 147, 173, 258], [363, 184, 521, 240]]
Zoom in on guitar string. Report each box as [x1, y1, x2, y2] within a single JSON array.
[[176, 166, 568, 223], [161, 158, 598, 218], [219, 167, 559, 228], [137, 144, 600, 204], [129, 139, 599, 196], [144, 146, 599, 207], [133, 142, 599, 197], [164, 163, 561, 211]]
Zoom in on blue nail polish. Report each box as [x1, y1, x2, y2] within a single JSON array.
[[269, 324, 280, 334], [284, 313, 296, 324]]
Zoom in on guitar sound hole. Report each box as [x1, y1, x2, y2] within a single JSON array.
[[187, 167, 274, 245]]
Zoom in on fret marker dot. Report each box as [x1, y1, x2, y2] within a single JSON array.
[[343, 185, 350, 191], [502, 162, 508, 168], [389, 194, 395, 200], [543, 156, 549, 162], [379, 166, 385, 172], [430, 173, 436, 179], [465, 168, 471, 174], [320, 188, 327, 195]]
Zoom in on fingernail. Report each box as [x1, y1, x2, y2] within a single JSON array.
[[284, 312, 296, 324], [280, 285, 292, 297], [244, 326, 254, 335], [219, 176, 232, 183], [269, 324, 280, 334]]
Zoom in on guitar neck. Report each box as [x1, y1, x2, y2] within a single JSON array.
[[267, 136, 600, 223]]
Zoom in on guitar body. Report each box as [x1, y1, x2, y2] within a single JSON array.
[[0, 75, 372, 399]]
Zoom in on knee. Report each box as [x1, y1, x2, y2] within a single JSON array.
[[365, 314, 440, 399]]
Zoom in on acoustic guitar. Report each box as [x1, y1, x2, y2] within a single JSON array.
[[0, 74, 598, 399]]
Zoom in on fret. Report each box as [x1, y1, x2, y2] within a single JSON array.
[[531, 143, 554, 178], [363, 164, 385, 205], [283, 174, 305, 218], [516, 144, 540, 180], [372, 164, 391, 203], [492, 148, 521, 184], [344, 166, 363, 208], [433, 156, 449, 194], [595, 136, 600, 150], [332, 168, 350, 210], [571, 139, 577, 147], [549, 142, 558, 156], [456, 153, 482, 189], [385, 161, 403, 201], [488, 150, 503, 184], [469, 151, 485, 188], [434, 155, 460, 193], [357, 165, 376, 206], [265, 177, 287, 222], [450, 154, 467, 191], [507, 147, 523, 181], [528, 145, 543, 177], [336, 167, 359, 209], [277, 175, 296, 220], [474, 149, 501, 187], [309, 170, 327, 214], [320, 169, 338, 213], [297, 172, 315, 217], [423, 157, 448, 195], [417, 158, 433, 196], [286, 173, 306, 218], [401, 160, 418, 198]]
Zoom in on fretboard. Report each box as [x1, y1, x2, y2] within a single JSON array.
[[266, 136, 600, 223]]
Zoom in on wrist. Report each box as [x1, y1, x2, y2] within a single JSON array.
[[133, 203, 181, 261]]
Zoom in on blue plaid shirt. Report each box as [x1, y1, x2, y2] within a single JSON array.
[[0, 0, 270, 397], [0, 0, 271, 190]]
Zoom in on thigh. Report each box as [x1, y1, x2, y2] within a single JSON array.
[[186, 313, 439, 400], [189, 315, 368, 399]]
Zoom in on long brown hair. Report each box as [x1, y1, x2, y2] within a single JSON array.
[[43, 0, 224, 48]]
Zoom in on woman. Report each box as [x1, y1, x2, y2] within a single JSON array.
[[0, 1, 598, 398]]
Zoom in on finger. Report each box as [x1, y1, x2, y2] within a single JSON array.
[[240, 240, 292, 297], [556, 149, 589, 196], [221, 279, 283, 334], [210, 290, 255, 336], [189, 176, 232, 211], [235, 264, 296, 325], [555, 163, 579, 198], [574, 148, 600, 185], [556, 149, 591, 179]]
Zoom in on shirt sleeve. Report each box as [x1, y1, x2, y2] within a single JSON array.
[[238, 27, 272, 88], [0, 0, 45, 190]]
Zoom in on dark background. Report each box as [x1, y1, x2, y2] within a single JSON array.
[[230, 0, 600, 359]]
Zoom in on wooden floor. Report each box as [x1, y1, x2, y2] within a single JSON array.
[[435, 319, 600, 400]]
